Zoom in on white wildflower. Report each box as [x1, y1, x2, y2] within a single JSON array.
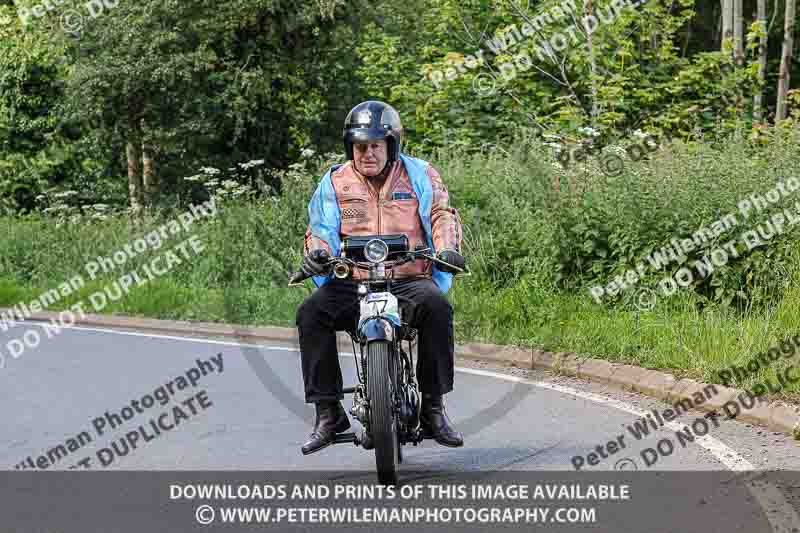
[[239, 159, 266, 169], [199, 167, 220, 175], [54, 190, 78, 198], [578, 126, 600, 137]]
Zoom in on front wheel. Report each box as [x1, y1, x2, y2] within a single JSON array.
[[366, 340, 399, 485]]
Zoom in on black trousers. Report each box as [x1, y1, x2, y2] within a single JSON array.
[[296, 277, 455, 403]]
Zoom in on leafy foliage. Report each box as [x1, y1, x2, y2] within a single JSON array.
[[0, 0, 798, 315]]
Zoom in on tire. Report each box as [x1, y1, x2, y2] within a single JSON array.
[[366, 339, 399, 485]]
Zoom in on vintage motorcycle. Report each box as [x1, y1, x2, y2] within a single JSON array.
[[289, 234, 466, 485]]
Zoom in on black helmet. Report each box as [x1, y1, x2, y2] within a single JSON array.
[[343, 100, 403, 163]]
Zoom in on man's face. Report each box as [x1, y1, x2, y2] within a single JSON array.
[[353, 140, 388, 177]]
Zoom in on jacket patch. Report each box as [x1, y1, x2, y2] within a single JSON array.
[[340, 183, 369, 196], [341, 207, 367, 220], [392, 191, 414, 200]]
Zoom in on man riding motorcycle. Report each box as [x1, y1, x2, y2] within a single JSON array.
[[296, 100, 467, 455]]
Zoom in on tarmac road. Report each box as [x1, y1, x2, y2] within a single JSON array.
[[3, 321, 800, 532], [3, 321, 800, 473]]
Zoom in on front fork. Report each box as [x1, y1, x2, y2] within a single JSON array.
[[350, 335, 424, 448]]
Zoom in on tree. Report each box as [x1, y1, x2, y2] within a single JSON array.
[[0, 7, 84, 212], [733, 0, 745, 60], [585, 0, 599, 122], [754, 0, 770, 123], [776, 0, 797, 122], [52, 0, 226, 213], [52, 0, 363, 212], [722, 0, 734, 48]]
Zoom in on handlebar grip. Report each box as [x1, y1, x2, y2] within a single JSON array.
[[289, 270, 310, 285]]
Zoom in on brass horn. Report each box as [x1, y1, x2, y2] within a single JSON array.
[[333, 262, 350, 279]]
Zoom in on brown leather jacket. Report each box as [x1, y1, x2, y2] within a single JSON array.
[[304, 158, 463, 281]]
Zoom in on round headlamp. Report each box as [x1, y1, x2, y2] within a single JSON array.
[[364, 239, 389, 263]]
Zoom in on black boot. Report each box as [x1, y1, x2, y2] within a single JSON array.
[[420, 393, 463, 447], [301, 400, 351, 455]]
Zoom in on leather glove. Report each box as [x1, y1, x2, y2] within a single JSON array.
[[436, 250, 466, 274], [302, 249, 331, 276]]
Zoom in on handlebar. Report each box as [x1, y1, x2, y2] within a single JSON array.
[[288, 249, 469, 286]]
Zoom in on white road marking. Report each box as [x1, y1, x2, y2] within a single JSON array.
[[17, 322, 301, 349], [515, 373, 800, 531], [460, 367, 754, 471]]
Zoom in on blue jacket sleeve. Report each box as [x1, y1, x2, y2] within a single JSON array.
[[305, 167, 341, 288]]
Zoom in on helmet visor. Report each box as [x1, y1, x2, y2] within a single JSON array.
[[344, 128, 391, 144]]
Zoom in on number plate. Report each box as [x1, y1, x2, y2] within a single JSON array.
[[360, 292, 401, 326]]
